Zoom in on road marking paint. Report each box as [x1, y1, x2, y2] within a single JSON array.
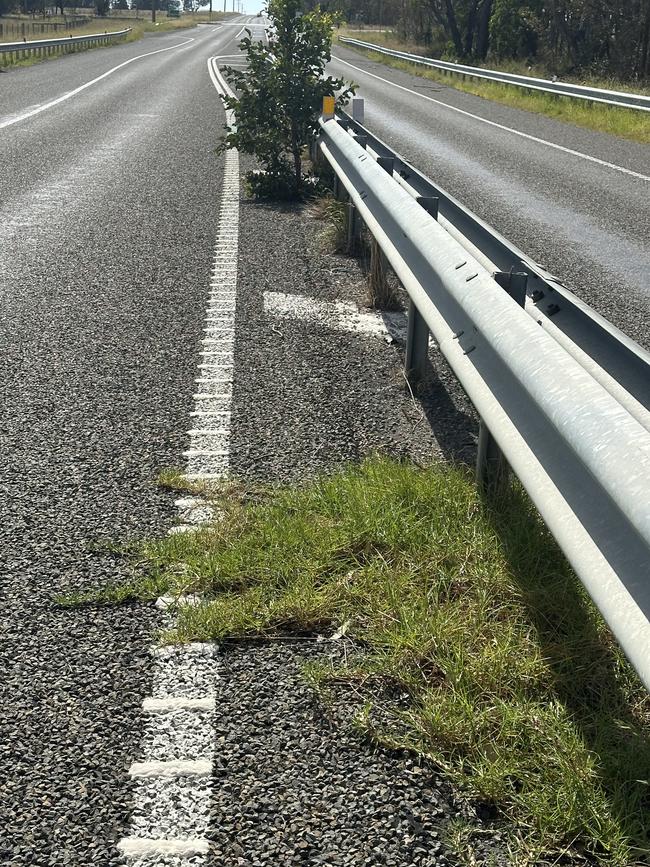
[[129, 760, 212, 778], [120, 647, 218, 862], [152, 643, 218, 658], [120, 63, 239, 859], [167, 524, 199, 535], [155, 593, 205, 609], [332, 55, 650, 182], [119, 837, 210, 856], [1, 38, 195, 131], [142, 695, 216, 712], [264, 290, 407, 341]]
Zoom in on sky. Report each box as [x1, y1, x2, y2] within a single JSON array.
[[199, 0, 263, 13]]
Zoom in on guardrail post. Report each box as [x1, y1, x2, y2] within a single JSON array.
[[368, 156, 394, 307], [404, 197, 439, 383], [351, 97, 364, 124], [476, 270, 528, 497], [346, 201, 361, 253]]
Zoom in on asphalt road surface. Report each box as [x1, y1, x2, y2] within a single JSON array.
[[1, 20, 648, 867], [0, 19, 256, 866], [329, 45, 650, 352]]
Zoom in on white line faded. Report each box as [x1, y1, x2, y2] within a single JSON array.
[[264, 290, 407, 341], [119, 837, 210, 857], [129, 760, 212, 778]]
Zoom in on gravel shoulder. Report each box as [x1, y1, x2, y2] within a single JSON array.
[[206, 641, 507, 867], [229, 156, 478, 483]]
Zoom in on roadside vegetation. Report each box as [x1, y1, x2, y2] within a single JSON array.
[[337, 31, 650, 145], [218, 0, 355, 198], [319, 0, 650, 85], [61, 456, 650, 866], [0, 11, 228, 70]]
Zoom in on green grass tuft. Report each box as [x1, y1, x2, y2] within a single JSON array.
[[90, 456, 650, 864], [307, 193, 349, 253]]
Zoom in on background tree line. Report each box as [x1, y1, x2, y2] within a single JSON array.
[[0, 0, 200, 16], [319, 0, 650, 81]]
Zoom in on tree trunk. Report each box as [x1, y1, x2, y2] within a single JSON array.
[[475, 0, 493, 60], [444, 0, 464, 56], [640, 0, 650, 76], [464, 0, 479, 57], [291, 124, 302, 193]]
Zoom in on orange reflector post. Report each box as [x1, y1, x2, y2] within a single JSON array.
[[322, 96, 335, 119]]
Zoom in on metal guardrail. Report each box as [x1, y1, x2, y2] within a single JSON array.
[[339, 108, 650, 431], [338, 37, 650, 112], [0, 28, 130, 61], [317, 107, 650, 690]]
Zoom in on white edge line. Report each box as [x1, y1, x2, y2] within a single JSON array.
[[332, 54, 650, 182], [142, 696, 216, 712], [1, 38, 195, 131]]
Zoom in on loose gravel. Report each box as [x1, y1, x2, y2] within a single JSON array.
[[204, 641, 507, 867], [229, 156, 478, 483]]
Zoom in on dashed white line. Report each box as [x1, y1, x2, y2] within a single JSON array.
[[129, 760, 213, 778], [119, 837, 210, 857], [141, 693, 215, 712], [119, 56, 240, 866]]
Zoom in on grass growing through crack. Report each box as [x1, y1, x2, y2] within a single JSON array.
[[306, 194, 349, 253], [340, 41, 650, 145], [97, 457, 649, 864]]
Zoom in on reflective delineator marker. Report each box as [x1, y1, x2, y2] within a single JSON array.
[[322, 95, 335, 119]]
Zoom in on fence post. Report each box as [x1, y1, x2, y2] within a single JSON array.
[[476, 270, 528, 497]]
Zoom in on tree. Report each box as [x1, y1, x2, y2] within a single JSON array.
[[219, 0, 356, 198]]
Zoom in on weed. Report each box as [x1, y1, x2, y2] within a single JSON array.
[[307, 194, 349, 253], [103, 459, 650, 862], [83, 457, 650, 864]]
